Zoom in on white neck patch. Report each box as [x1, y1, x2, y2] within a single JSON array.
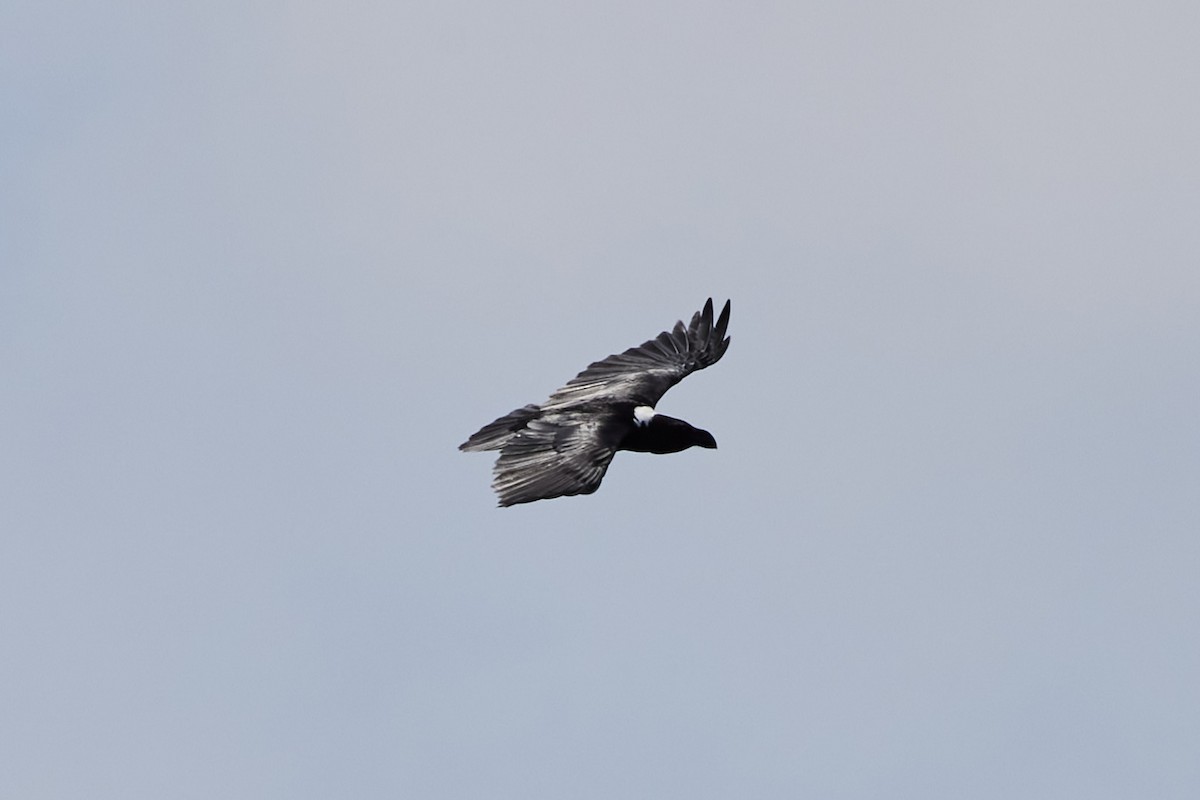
[[633, 405, 656, 427]]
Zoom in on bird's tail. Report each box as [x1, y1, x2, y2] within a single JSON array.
[[458, 404, 542, 451]]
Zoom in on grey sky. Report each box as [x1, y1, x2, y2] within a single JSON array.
[[3, 2, 1199, 798]]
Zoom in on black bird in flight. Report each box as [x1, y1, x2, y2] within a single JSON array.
[[460, 298, 732, 506]]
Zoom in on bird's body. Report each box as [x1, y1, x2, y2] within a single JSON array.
[[460, 299, 731, 506]]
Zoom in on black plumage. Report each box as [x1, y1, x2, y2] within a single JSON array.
[[460, 298, 731, 506]]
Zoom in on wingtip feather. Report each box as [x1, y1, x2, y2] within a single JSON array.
[[714, 299, 731, 341]]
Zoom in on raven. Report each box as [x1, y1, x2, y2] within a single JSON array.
[[460, 298, 731, 506]]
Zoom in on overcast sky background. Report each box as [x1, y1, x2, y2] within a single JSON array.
[[3, 2, 1199, 798]]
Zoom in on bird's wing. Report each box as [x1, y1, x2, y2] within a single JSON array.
[[459, 404, 542, 452], [542, 298, 731, 411], [491, 412, 624, 506]]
